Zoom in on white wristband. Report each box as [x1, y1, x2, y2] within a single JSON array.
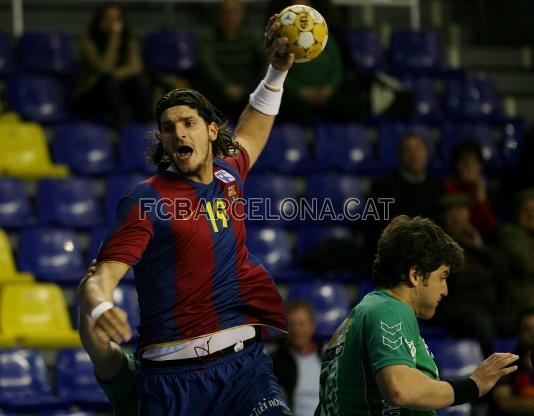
[[249, 66, 288, 116], [90, 301, 114, 321]]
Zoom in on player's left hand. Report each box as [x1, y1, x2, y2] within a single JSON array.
[[264, 14, 294, 72]]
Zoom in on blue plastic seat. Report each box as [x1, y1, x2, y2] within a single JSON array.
[[53, 122, 115, 175], [18, 32, 77, 75], [144, 31, 197, 74], [37, 178, 102, 228], [446, 76, 501, 120], [389, 30, 445, 74], [402, 76, 443, 121], [315, 122, 375, 173], [246, 227, 293, 273], [437, 404, 472, 416], [56, 349, 110, 410], [441, 123, 501, 170], [425, 339, 483, 380], [297, 225, 353, 258], [253, 123, 311, 174], [244, 175, 299, 223], [287, 282, 351, 340], [40, 412, 97, 416], [17, 227, 85, 284], [0, 349, 64, 412], [377, 122, 438, 171], [120, 123, 157, 174], [6, 75, 67, 123], [306, 174, 364, 221], [0, 31, 14, 76], [502, 118, 526, 169], [346, 29, 384, 72], [0, 177, 33, 227], [106, 174, 144, 222]]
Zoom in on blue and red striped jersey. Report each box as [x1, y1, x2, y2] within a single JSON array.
[[98, 149, 286, 349]]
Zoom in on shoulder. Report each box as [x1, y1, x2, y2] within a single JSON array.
[[360, 292, 416, 327]]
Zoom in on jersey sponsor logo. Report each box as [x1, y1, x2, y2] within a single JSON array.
[[405, 338, 416, 360], [215, 169, 235, 183], [380, 321, 402, 335], [382, 335, 402, 350], [382, 401, 401, 415]]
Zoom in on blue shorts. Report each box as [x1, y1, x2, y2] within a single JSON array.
[[136, 341, 292, 416]]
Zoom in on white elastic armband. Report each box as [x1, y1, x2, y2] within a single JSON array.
[[249, 65, 288, 116], [90, 301, 114, 321]]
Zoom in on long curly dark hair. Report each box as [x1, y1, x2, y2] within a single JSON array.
[[147, 88, 239, 167], [88, 2, 131, 66], [372, 215, 464, 288]]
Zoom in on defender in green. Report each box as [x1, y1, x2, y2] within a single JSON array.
[[316, 215, 519, 416]]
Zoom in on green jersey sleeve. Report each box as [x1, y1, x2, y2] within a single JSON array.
[[97, 349, 139, 416], [365, 300, 420, 375]]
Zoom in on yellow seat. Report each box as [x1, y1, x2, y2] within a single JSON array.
[[0, 228, 34, 284], [0, 112, 21, 124], [0, 282, 81, 348], [0, 122, 69, 179]]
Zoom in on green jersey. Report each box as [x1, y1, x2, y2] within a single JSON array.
[[97, 349, 139, 416], [316, 289, 439, 416]]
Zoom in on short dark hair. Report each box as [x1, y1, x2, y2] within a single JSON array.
[[451, 139, 484, 174], [147, 88, 239, 166], [372, 215, 464, 288], [286, 299, 315, 323]]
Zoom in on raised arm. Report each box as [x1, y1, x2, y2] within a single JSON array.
[[235, 14, 294, 168], [376, 353, 519, 410]]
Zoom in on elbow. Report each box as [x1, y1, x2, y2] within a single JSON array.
[[383, 387, 410, 407]]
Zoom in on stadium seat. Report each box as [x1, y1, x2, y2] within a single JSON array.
[[0, 122, 69, 178], [502, 118, 526, 168], [306, 174, 364, 221], [244, 175, 300, 223], [0, 31, 14, 76], [446, 75, 502, 120], [56, 349, 110, 410], [53, 122, 115, 175], [120, 122, 157, 174], [426, 339, 483, 380], [437, 404, 472, 416], [0, 228, 34, 285], [287, 282, 351, 339], [0, 349, 65, 411], [37, 177, 103, 228], [246, 227, 293, 273], [253, 123, 311, 174], [144, 31, 197, 74], [0, 177, 34, 227], [105, 174, 144, 222], [389, 30, 446, 74], [403, 76, 443, 121], [0, 283, 80, 348], [17, 227, 85, 285], [377, 122, 439, 172], [297, 225, 353, 258], [6, 74, 68, 123], [315, 122, 375, 173], [18, 32, 77, 75], [346, 29, 384, 72], [441, 123, 501, 170], [40, 412, 97, 416], [0, 111, 21, 124]]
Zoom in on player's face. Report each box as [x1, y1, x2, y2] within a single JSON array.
[[414, 264, 449, 320], [160, 106, 217, 182]]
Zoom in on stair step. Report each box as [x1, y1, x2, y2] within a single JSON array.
[[455, 47, 532, 70]]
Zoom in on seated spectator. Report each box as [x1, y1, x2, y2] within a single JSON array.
[[270, 300, 322, 416], [365, 134, 444, 265], [267, 0, 413, 123], [444, 140, 499, 238], [435, 194, 514, 357], [498, 188, 534, 309], [491, 308, 534, 415], [502, 125, 534, 200], [197, 0, 266, 121], [72, 2, 152, 125]]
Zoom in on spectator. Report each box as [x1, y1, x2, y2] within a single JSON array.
[[197, 0, 266, 121], [498, 188, 534, 309], [72, 2, 152, 125], [365, 134, 444, 269], [492, 308, 534, 415], [444, 139, 499, 238], [502, 125, 534, 200], [435, 194, 514, 357], [271, 300, 322, 416]]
